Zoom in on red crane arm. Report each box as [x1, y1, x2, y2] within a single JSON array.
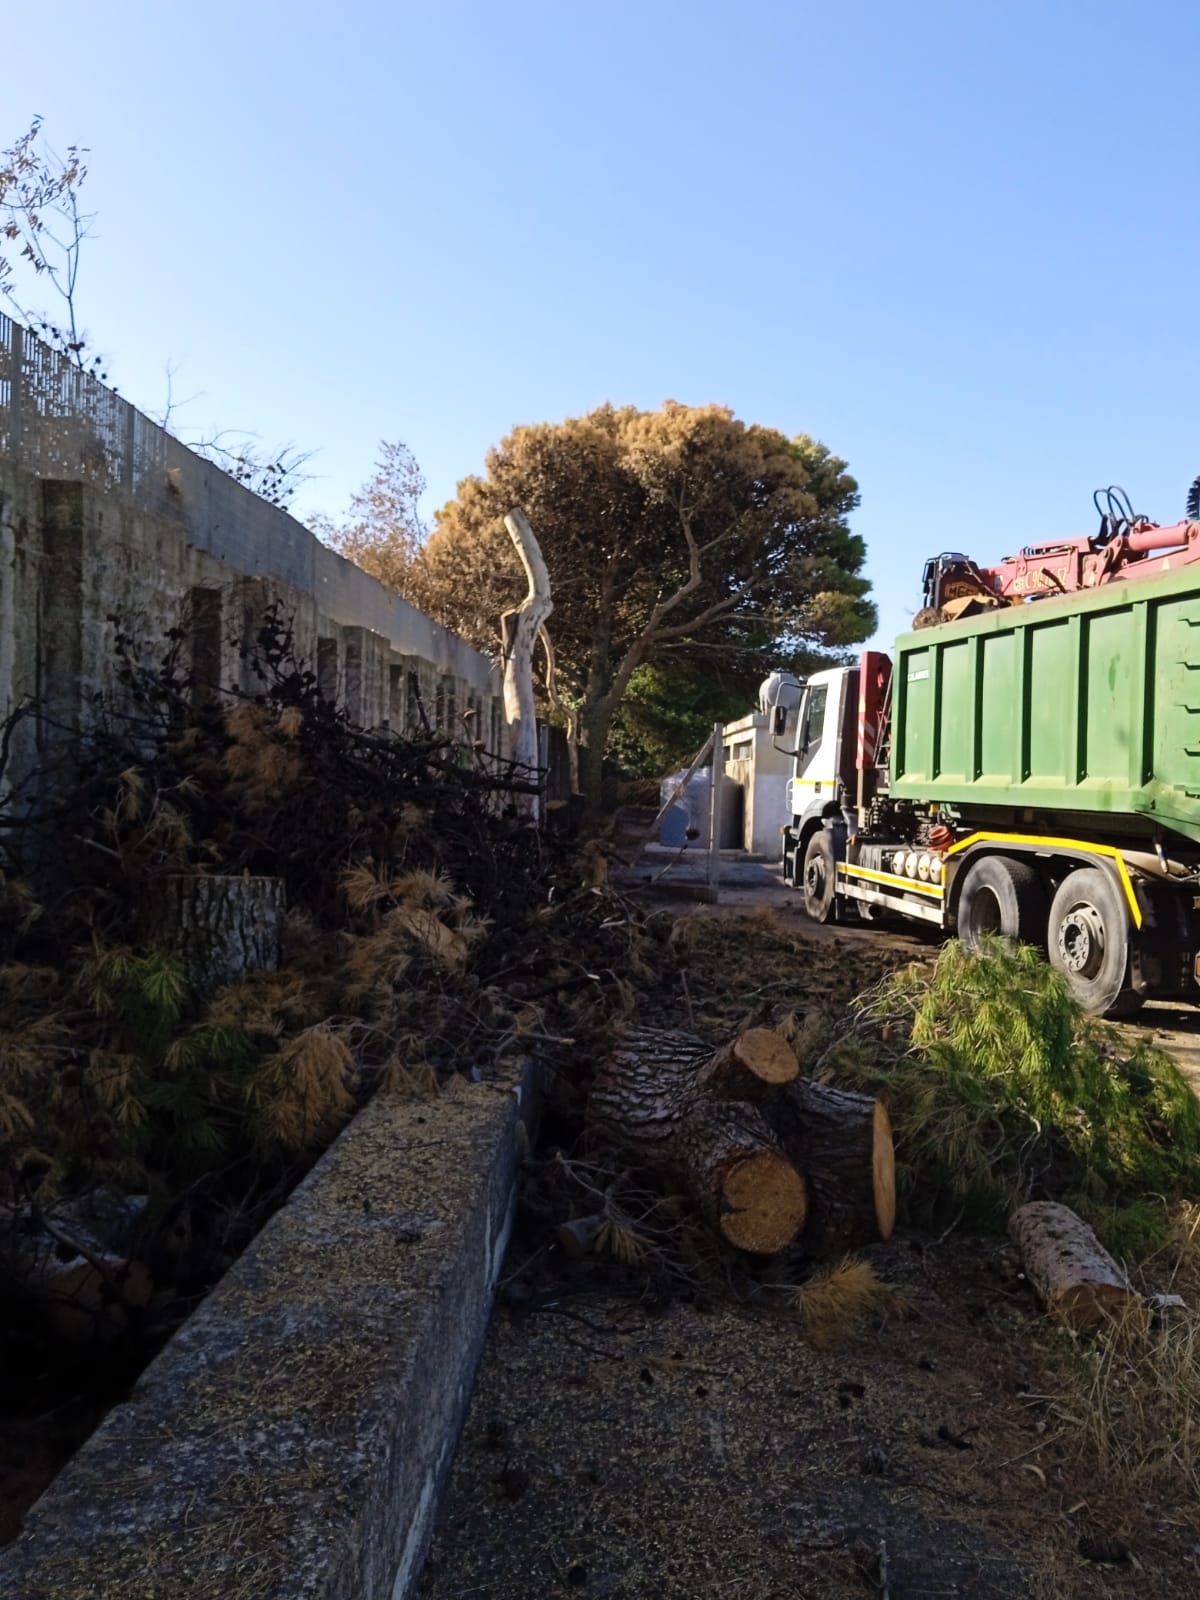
[[980, 518, 1200, 599]]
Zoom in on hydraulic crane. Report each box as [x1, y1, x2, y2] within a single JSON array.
[[913, 476, 1200, 628]]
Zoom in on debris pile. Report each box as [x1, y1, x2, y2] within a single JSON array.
[[0, 606, 641, 1377]]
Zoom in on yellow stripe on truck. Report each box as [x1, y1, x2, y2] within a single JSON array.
[[838, 864, 945, 899], [944, 832, 1143, 930]]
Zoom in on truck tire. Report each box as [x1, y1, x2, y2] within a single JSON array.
[[1046, 867, 1143, 1018], [802, 830, 838, 923], [957, 855, 1045, 949]]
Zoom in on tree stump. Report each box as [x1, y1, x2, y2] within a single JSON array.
[[767, 1079, 897, 1254], [589, 1027, 808, 1254], [157, 873, 285, 997], [1009, 1201, 1140, 1332]]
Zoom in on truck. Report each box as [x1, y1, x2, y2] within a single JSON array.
[[776, 480, 1200, 1016]]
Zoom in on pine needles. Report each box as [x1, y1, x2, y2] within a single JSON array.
[[827, 939, 1200, 1253], [791, 1257, 911, 1350]]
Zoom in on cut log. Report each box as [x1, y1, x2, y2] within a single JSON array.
[[588, 1025, 896, 1258], [589, 1027, 807, 1254], [679, 1101, 808, 1253], [1009, 1201, 1140, 1332], [767, 1079, 897, 1254], [156, 872, 285, 997], [694, 1029, 799, 1098]]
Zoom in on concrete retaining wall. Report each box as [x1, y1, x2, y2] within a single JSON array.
[[0, 1062, 539, 1600]]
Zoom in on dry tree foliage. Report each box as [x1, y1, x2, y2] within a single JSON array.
[[0, 871, 43, 942], [594, 1216, 651, 1266], [339, 863, 491, 1016], [205, 970, 326, 1037], [221, 701, 306, 796], [248, 1025, 356, 1155]]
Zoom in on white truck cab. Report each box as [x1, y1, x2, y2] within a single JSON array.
[[784, 666, 857, 819]]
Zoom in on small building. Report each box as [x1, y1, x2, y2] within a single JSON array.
[[721, 710, 795, 858]]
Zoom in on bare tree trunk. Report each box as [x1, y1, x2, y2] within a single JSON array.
[[538, 625, 580, 794], [578, 699, 616, 812], [500, 507, 553, 821]]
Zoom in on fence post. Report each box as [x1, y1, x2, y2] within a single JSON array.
[[707, 722, 724, 904], [8, 322, 23, 456]]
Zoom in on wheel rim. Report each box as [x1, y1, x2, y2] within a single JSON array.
[[1056, 900, 1106, 978], [805, 853, 827, 903]]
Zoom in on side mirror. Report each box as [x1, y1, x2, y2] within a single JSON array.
[[773, 704, 788, 737]]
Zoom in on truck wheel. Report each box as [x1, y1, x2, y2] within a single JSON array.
[[957, 855, 1045, 949], [1046, 867, 1143, 1018], [802, 830, 837, 923]]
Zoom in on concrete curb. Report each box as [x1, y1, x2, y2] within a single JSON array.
[[0, 1060, 539, 1600]]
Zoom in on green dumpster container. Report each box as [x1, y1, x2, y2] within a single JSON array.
[[889, 564, 1200, 845]]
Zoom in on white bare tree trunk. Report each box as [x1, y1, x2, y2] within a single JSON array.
[[501, 507, 553, 821]]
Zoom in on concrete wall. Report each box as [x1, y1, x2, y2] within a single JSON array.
[[0, 1059, 542, 1600], [722, 710, 795, 858], [0, 457, 507, 800]]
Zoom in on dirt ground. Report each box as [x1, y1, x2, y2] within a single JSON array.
[[419, 1247, 1200, 1600], [419, 860, 1200, 1600]]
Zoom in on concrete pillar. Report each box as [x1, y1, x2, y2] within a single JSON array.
[[317, 637, 338, 706], [189, 586, 223, 706], [344, 627, 365, 725], [387, 661, 407, 731], [38, 481, 86, 748]]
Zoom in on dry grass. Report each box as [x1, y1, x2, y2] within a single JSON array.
[[379, 1056, 441, 1099], [1068, 1202, 1200, 1497]]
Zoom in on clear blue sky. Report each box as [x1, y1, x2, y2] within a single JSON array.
[[10, 0, 1200, 649]]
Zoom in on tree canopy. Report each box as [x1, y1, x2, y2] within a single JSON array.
[[330, 402, 875, 798], [312, 440, 428, 591]]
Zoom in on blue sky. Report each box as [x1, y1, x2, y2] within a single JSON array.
[[8, 0, 1200, 650]]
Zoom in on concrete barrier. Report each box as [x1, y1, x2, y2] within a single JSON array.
[[0, 1060, 539, 1600]]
